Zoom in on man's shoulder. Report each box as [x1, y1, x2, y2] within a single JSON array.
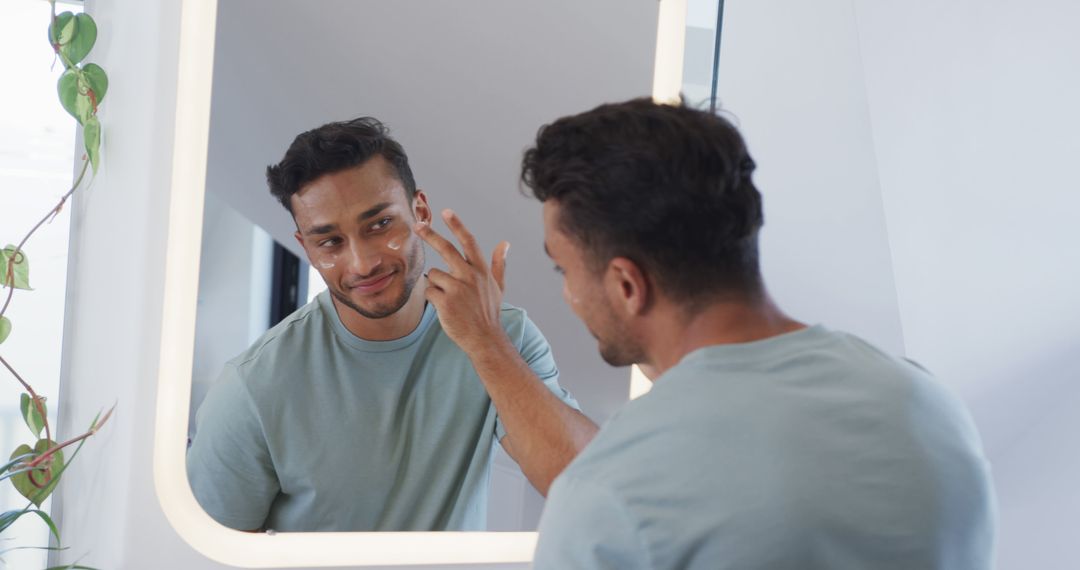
[[496, 301, 539, 341], [558, 398, 673, 488], [229, 299, 328, 374], [497, 301, 527, 324]]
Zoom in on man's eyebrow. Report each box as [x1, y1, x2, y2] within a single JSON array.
[[358, 202, 393, 222], [304, 223, 337, 236]]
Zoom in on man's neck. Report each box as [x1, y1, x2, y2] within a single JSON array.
[[642, 292, 806, 379], [334, 279, 429, 341]]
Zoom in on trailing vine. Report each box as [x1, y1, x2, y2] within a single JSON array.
[[1, 2, 114, 567]]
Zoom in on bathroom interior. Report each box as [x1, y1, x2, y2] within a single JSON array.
[[0, 0, 1077, 568]]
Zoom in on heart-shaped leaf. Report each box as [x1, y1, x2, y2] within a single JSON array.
[[0, 316, 10, 344], [9, 440, 64, 507], [49, 12, 77, 46], [8, 444, 37, 501], [82, 63, 108, 108], [62, 14, 97, 65], [74, 89, 93, 124], [20, 393, 47, 439], [84, 116, 101, 173], [1, 245, 32, 290], [57, 69, 81, 124]]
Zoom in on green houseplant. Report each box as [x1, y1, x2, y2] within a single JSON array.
[[1, 2, 113, 567]]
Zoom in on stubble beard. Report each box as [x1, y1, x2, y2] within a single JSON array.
[[598, 334, 645, 368], [330, 239, 425, 320], [592, 297, 646, 367]]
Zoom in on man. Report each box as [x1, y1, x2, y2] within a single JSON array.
[[513, 99, 996, 568], [186, 117, 596, 532]]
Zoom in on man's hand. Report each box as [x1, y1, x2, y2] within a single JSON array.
[[416, 209, 511, 356], [417, 208, 597, 495]]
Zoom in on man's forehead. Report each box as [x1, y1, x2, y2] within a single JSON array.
[[541, 202, 577, 258], [292, 161, 408, 215]]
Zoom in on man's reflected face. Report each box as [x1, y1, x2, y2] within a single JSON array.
[[292, 156, 429, 319], [542, 200, 643, 366]]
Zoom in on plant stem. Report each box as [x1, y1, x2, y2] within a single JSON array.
[[0, 354, 52, 443], [0, 158, 89, 321], [0, 353, 38, 401], [0, 158, 88, 446], [26, 429, 94, 469]]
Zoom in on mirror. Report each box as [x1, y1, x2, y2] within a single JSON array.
[[155, 0, 685, 565]]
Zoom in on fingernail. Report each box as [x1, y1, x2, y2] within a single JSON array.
[[443, 209, 454, 219]]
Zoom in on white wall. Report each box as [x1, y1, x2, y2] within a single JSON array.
[[721, 0, 1080, 567], [189, 191, 272, 438], [716, 0, 906, 353], [853, 1, 1080, 567]]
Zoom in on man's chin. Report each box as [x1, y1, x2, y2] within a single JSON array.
[[331, 288, 407, 320], [598, 343, 637, 368]]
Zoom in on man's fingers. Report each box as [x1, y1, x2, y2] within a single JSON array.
[[441, 209, 486, 269], [415, 221, 469, 274], [491, 241, 510, 292], [425, 268, 455, 291], [423, 282, 446, 306]]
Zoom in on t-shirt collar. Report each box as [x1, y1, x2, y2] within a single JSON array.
[[318, 289, 438, 352]]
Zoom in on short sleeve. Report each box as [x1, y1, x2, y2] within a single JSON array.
[[186, 363, 280, 530], [496, 308, 581, 440], [534, 475, 651, 570]]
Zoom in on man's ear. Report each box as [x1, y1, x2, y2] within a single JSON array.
[[412, 190, 432, 225], [604, 257, 650, 317]]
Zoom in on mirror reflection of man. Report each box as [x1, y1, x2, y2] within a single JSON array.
[[508, 99, 994, 568], [186, 117, 597, 532]]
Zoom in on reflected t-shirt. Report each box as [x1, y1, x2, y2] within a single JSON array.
[[186, 291, 577, 531], [534, 325, 996, 569]]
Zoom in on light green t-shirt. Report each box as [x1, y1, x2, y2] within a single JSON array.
[[535, 325, 995, 569], [187, 291, 577, 532]]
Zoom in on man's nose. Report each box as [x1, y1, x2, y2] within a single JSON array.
[[346, 241, 383, 276]]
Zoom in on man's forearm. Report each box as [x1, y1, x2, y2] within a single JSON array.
[[470, 336, 598, 496], [412, 211, 599, 493]]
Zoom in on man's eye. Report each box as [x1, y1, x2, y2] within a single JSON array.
[[318, 237, 342, 248], [553, 265, 565, 275], [370, 217, 393, 232]]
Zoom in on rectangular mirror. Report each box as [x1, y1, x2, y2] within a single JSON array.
[[154, 0, 684, 565]]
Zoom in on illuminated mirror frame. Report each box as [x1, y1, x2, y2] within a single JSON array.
[[152, 0, 685, 565]]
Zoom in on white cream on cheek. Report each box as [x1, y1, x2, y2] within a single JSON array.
[[562, 282, 581, 306]]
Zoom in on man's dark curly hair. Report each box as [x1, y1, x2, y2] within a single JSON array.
[[521, 98, 764, 304], [266, 117, 416, 214]]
